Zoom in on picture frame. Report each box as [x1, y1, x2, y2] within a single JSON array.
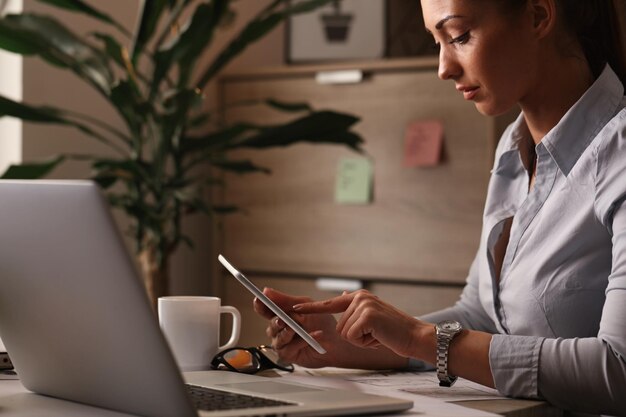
[[286, 0, 386, 63]]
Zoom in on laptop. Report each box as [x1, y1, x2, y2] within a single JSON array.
[[0, 180, 412, 417]]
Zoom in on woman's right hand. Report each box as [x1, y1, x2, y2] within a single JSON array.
[[253, 287, 343, 368], [252, 288, 409, 370]]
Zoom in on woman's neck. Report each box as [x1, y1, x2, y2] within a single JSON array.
[[519, 57, 595, 144]]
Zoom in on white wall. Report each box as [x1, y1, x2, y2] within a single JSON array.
[[0, 0, 23, 174]]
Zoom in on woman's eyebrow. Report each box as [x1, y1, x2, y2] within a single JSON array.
[[435, 14, 464, 30]]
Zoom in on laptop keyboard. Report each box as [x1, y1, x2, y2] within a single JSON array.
[[186, 384, 295, 411]]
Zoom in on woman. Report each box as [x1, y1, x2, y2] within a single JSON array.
[[254, 0, 626, 414]]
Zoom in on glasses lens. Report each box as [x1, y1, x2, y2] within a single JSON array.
[[258, 346, 294, 371], [222, 349, 259, 373]]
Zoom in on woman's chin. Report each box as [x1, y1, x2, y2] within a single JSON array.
[[474, 101, 517, 117]]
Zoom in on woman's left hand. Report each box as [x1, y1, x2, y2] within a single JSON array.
[[293, 290, 432, 359]]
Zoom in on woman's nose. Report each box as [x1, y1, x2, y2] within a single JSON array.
[[438, 47, 461, 80]]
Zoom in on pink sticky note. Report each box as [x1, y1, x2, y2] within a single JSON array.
[[403, 120, 444, 167]]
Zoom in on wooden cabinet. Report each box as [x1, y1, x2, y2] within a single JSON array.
[[215, 58, 517, 344]]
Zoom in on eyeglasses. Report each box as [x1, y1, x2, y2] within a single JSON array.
[[211, 345, 294, 374]]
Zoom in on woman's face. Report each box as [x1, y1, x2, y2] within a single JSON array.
[[421, 0, 537, 116]]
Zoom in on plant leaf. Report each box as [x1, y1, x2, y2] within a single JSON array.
[[178, 234, 195, 249], [211, 159, 271, 175], [187, 112, 211, 129], [283, 0, 337, 14], [0, 14, 69, 68], [174, 188, 209, 213], [228, 111, 363, 151], [265, 98, 313, 113], [91, 174, 118, 189], [180, 122, 261, 153], [196, 0, 334, 88], [91, 159, 153, 187], [131, 0, 169, 64], [109, 80, 145, 137], [0, 94, 68, 123], [0, 156, 65, 179], [0, 18, 45, 55], [106, 192, 153, 227], [0, 94, 127, 152], [91, 32, 125, 68], [160, 88, 202, 156], [196, 13, 282, 88], [152, 0, 228, 94], [211, 205, 238, 214], [0, 13, 114, 94], [35, 0, 130, 36]]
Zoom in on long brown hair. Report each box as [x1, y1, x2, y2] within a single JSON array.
[[559, 1, 626, 86], [501, 0, 626, 88]]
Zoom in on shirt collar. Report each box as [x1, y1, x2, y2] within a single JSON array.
[[542, 64, 624, 176], [498, 64, 624, 176]]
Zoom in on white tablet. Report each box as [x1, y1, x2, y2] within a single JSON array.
[[218, 254, 327, 355]]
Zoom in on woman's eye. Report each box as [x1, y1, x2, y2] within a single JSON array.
[[449, 31, 470, 45]]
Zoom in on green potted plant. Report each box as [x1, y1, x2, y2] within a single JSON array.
[[0, 0, 362, 308]]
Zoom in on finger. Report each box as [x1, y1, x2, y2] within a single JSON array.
[[274, 336, 310, 363], [336, 291, 378, 336], [336, 301, 361, 339], [253, 296, 274, 320], [275, 331, 324, 363], [273, 327, 296, 350], [362, 336, 381, 349], [335, 294, 363, 335], [292, 293, 355, 314], [254, 287, 312, 319], [345, 315, 376, 347], [266, 316, 287, 339], [263, 288, 312, 312]]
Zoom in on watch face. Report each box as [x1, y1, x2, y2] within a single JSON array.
[[439, 320, 462, 332]]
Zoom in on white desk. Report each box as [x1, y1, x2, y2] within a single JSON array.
[[0, 374, 559, 417]]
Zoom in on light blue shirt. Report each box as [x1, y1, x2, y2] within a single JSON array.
[[421, 65, 626, 416]]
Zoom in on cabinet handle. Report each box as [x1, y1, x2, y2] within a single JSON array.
[[316, 277, 363, 292], [315, 70, 364, 85]]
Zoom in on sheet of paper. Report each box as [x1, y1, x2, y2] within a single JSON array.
[[403, 120, 444, 167], [337, 370, 503, 402], [335, 157, 373, 204], [301, 368, 503, 401], [280, 367, 503, 417]]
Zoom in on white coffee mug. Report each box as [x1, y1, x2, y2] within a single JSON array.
[[158, 296, 241, 372]]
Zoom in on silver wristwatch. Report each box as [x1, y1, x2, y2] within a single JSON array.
[[435, 320, 463, 387]]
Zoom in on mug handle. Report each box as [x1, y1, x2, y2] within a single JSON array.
[[219, 305, 241, 351]]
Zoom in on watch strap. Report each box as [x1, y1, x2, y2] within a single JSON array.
[[436, 333, 457, 386], [435, 321, 462, 387]]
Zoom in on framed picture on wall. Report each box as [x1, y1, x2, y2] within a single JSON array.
[[286, 0, 386, 63]]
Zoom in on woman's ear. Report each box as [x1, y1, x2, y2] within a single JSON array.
[[529, 0, 557, 39]]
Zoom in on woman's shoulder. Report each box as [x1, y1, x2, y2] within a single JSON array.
[[592, 96, 626, 231], [593, 97, 626, 156]]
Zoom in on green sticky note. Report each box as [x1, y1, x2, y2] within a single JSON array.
[[335, 158, 373, 205]]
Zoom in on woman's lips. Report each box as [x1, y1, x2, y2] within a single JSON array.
[[457, 86, 479, 100]]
